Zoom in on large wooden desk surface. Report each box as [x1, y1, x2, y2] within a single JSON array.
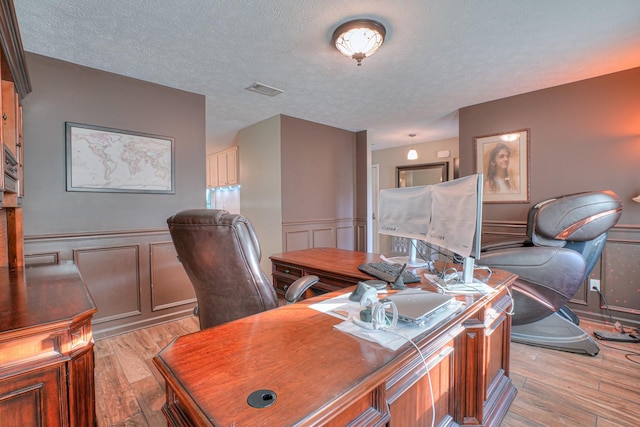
[[154, 248, 517, 426]]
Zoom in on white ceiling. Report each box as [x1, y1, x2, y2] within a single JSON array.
[[14, 0, 640, 153]]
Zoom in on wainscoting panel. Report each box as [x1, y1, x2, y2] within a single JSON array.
[[312, 228, 335, 248], [25, 229, 196, 339], [74, 245, 141, 324], [150, 241, 196, 311], [355, 218, 367, 252], [282, 218, 358, 252], [336, 225, 355, 250], [600, 229, 640, 317], [481, 220, 527, 245], [284, 230, 311, 252]]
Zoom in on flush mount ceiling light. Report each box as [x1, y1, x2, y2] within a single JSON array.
[[331, 19, 386, 66]]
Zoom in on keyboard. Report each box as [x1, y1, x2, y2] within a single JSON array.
[[358, 262, 421, 284]]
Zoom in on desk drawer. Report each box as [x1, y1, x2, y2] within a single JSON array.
[[273, 276, 330, 300], [272, 273, 343, 299], [273, 263, 303, 278], [273, 276, 294, 295]]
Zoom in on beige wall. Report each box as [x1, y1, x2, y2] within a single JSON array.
[[238, 115, 282, 273]]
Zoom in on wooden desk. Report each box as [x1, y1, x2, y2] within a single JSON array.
[[271, 248, 380, 296], [154, 248, 517, 426]]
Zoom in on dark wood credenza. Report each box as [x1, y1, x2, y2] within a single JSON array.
[[0, 262, 97, 426], [154, 248, 517, 426]]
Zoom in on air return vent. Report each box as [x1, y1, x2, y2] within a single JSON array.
[[245, 82, 284, 97]]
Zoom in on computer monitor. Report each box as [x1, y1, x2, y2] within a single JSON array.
[[377, 184, 433, 267], [378, 174, 483, 283]]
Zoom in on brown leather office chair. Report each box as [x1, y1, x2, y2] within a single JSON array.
[[167, 209, 318, 330]]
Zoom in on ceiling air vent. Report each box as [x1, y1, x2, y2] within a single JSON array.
[[245, 82, 284, 97]]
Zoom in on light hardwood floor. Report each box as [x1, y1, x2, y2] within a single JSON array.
[[94, 316, 640, 426]]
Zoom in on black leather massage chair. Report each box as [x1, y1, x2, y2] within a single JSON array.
[[480, 190, 623, 355]]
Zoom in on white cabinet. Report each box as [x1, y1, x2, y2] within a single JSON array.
[[206, 147, 238, 188], [224, 147, 237, 185], [206, 154, 218, 187]]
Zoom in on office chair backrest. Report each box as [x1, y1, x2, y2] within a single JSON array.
[[167, 209, 279, 329]]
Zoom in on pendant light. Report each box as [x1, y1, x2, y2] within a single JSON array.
[[407, 134, 418, 160]]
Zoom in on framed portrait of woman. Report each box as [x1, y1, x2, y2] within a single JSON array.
[[474, 129, 530, 203]]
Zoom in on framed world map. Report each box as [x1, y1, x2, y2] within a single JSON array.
[[65, 122, 175, 194]]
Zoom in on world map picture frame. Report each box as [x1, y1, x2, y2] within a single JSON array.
[[65, 122, 175, 194]]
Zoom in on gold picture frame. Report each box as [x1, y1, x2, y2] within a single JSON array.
[[474, 129, 530, 203]]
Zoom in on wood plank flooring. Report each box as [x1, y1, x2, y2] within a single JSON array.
[[95, 316, 640, 426], [94, 316, 200, 427]]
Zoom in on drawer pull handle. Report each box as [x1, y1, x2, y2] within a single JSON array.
[[284, 269, 290, 274], [283, 284, 289, 291]]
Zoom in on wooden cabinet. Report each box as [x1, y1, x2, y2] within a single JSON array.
[[0, 364, 68, 427], [0, 263, 97, 427], [2, 80, 22, 199], [1, 80, 24, 201], [0, 5, 93, 426], [206, 146, 238, 187], [0, 1, 31, 268]]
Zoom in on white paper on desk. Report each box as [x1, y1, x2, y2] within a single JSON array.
[[309, 293, 464, 351], [308, 293, 361, 320], [333, 300, 465, 351]]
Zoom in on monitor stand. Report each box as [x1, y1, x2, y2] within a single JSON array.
[[454, 257, 487, 290], [381, 239, 431, 268], [461, 256, 475, 284]]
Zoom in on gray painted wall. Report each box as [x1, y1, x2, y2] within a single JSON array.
[[371, 137, 459, 256], [458, 66, 640, 327], [239, 114, 359, 271], [459, 66, 640, 226], [22, 53, 206, 236], [372, 137, 459, 191], [280, 114, 356, 222]]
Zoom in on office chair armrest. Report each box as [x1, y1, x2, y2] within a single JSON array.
[[285, 275, 320, 304]]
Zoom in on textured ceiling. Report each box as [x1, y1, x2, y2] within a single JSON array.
[[13, 0, 640, 153]]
